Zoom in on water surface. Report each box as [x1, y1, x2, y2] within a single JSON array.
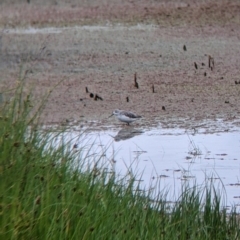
[[56, 126, 240, 210]]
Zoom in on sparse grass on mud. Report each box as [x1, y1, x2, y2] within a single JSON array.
[[0, 79, 240, 239]]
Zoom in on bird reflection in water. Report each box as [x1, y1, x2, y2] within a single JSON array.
[[113, 128, 143, 142]]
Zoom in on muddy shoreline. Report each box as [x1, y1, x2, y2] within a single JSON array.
[[1, 1, 240, 131]]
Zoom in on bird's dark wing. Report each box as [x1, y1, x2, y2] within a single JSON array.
[[122, 111, 142, 119]]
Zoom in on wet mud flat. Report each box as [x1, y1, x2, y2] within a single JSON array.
[[0, 1, 240, 131]]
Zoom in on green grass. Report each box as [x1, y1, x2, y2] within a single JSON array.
[[0, 78, 240, 239]]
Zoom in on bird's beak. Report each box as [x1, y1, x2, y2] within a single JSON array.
[[108, 113, 114, 118]]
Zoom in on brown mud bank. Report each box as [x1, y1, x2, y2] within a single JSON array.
[[0, 1, 240, 131]]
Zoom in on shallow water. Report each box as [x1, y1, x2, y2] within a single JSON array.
[[56, 125, 240, 210]]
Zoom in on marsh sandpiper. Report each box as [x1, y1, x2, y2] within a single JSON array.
[[109, 109, 142, 125]]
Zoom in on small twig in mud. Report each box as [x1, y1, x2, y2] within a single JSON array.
[[94, 94, 103, 101], [194, 62, 198, 70], [152, 84, 155, 93], [208, 55, 211, 68], [87, 88, 103, 101], [134, 72, 139, 88], [208, 55, 214, 70], [93, 94, 102, 101], [126, 97, 129, 102]]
